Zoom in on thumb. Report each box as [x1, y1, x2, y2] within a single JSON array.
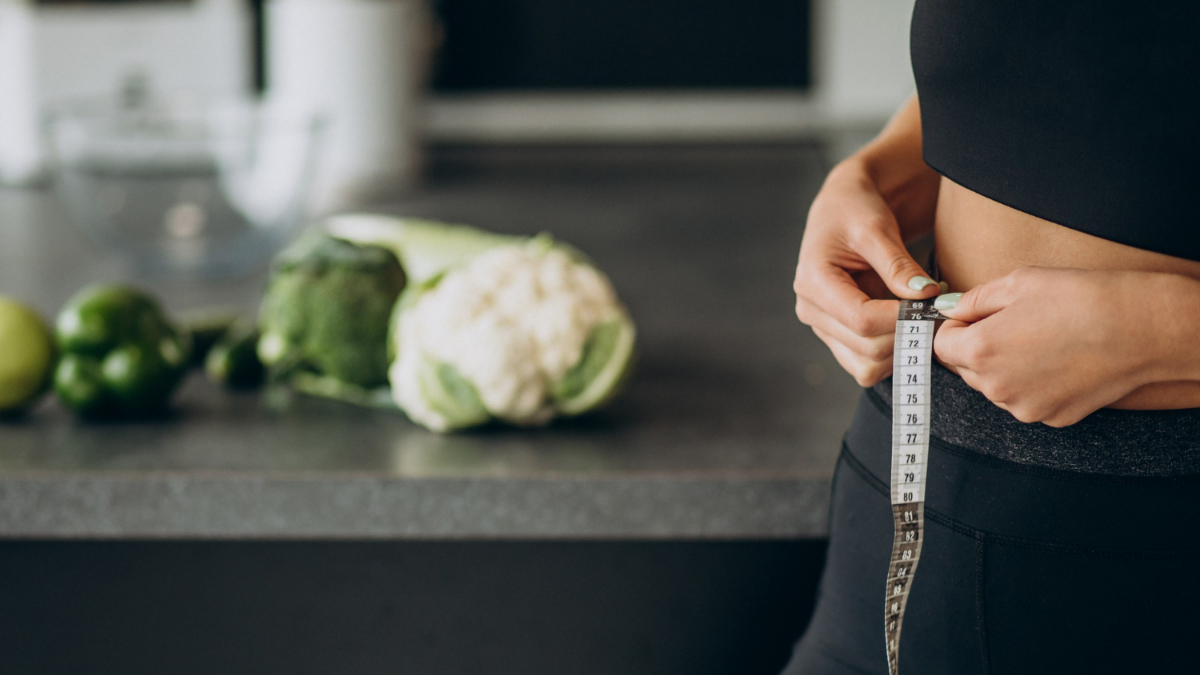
[[936, 278, 1012, 323], [856, 217, 939, 300]]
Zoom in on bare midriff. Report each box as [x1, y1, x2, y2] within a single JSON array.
[[933, 177, 1200, 410]]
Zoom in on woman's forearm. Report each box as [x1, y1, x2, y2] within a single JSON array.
[[854, 95, 942, 241], [934, 266, 1200, 425], [1144, 272, 1200, 387]]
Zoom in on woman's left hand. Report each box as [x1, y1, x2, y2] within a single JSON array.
[[934, 267, 1171, 427]]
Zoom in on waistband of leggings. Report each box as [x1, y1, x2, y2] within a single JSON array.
[[846, 390, 1200, 553], [871, 362, 1200, 476]]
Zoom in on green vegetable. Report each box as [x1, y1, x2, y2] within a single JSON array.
[[329, 216, 639, 431], [553, 315, 637, 415], [258, 233, 406, 398], [53, 285, 190, 418], [204, 321, 265, 389], [53, 354, 108, 417], [379, 236, 636, 432], [325, 215, 522, 285], [417, 357, 489, 428], [180, 307, 241, 367], [288, 372, 397, 408]]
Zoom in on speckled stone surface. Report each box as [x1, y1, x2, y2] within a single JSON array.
[[0, 145, 861, 539]]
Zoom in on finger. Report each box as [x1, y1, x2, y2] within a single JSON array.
[[851, 268, 892, 300], [1044, 398, 1106, 428], [809, 264, 901, 337], [932, 319, 974, 368], [814, 326, 890, 385], [936, 274, 1020, 323], [853, 213, 939, 300], [815, 327, 892, 387], [798, 297, 894, 361], [1043, 410, 1086, 429]]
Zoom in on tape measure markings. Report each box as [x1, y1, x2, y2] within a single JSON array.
[[885, 300, 944, 675]]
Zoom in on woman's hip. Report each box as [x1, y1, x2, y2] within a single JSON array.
[[785, 391, 1200, 675], [847, 388, 1200, 552]]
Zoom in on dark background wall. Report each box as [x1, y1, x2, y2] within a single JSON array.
[[37, 0, 812, 94], [431, 0, 812, 91]]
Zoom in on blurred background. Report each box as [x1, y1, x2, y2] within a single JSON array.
[[0, 2, 917, 674], [1, 0, 915, 193]]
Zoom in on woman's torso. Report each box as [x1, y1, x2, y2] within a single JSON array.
[[934, 178, 1200, 410], [911, 0, 1200, 410]]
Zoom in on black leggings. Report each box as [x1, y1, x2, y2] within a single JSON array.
[[781, 390, 1200, 675]]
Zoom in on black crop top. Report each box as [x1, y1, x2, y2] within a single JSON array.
[[911, 0, 1200, 261]]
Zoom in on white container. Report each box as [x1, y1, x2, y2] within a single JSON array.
[[0, 0, 44, 185], [267, 0, 433, 213], [0, 0, 251, 186]]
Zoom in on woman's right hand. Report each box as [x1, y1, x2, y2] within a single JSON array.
[[794, 158, 940, 386]]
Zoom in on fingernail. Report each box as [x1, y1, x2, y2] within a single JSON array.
[[907, 275, 937, 291], [934, 293, 963, 310], [938, 281, 949, 294]]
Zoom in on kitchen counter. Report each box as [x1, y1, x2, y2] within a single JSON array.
[[0, 144, 861, 540]]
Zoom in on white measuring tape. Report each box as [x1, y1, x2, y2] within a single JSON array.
[[886, 299, 945, 675]]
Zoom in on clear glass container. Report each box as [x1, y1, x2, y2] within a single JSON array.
[[46, 96, 323, 280]]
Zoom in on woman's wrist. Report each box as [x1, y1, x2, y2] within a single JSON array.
[[848, 98, 941, 240]]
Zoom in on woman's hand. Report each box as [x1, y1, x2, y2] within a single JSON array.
[[934, 267, 1192, 427], [794, 159, 940, 386]]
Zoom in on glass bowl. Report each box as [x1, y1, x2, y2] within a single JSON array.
[[46, 97, 324, 280]]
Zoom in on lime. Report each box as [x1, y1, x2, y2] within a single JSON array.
[[554, 314, 637, 416], [0, 296, 55, 413]]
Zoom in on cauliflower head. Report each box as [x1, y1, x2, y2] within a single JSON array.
[[391, 239, 635, 431]]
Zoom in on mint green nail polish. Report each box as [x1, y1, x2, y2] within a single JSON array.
[[939, 281, 949, 294], [934, 293, 963, 310], [907, 275, 937, 291]]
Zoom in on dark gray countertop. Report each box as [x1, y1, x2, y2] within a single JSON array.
[[0, 144, 861, 539]]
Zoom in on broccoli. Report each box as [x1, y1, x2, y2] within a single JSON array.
[[257, 233, 406, 395]]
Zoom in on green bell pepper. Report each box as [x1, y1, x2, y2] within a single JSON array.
[[53, 284, 190, 418]]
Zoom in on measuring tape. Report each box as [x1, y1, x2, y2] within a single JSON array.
[[885, 299, 945, 675]]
